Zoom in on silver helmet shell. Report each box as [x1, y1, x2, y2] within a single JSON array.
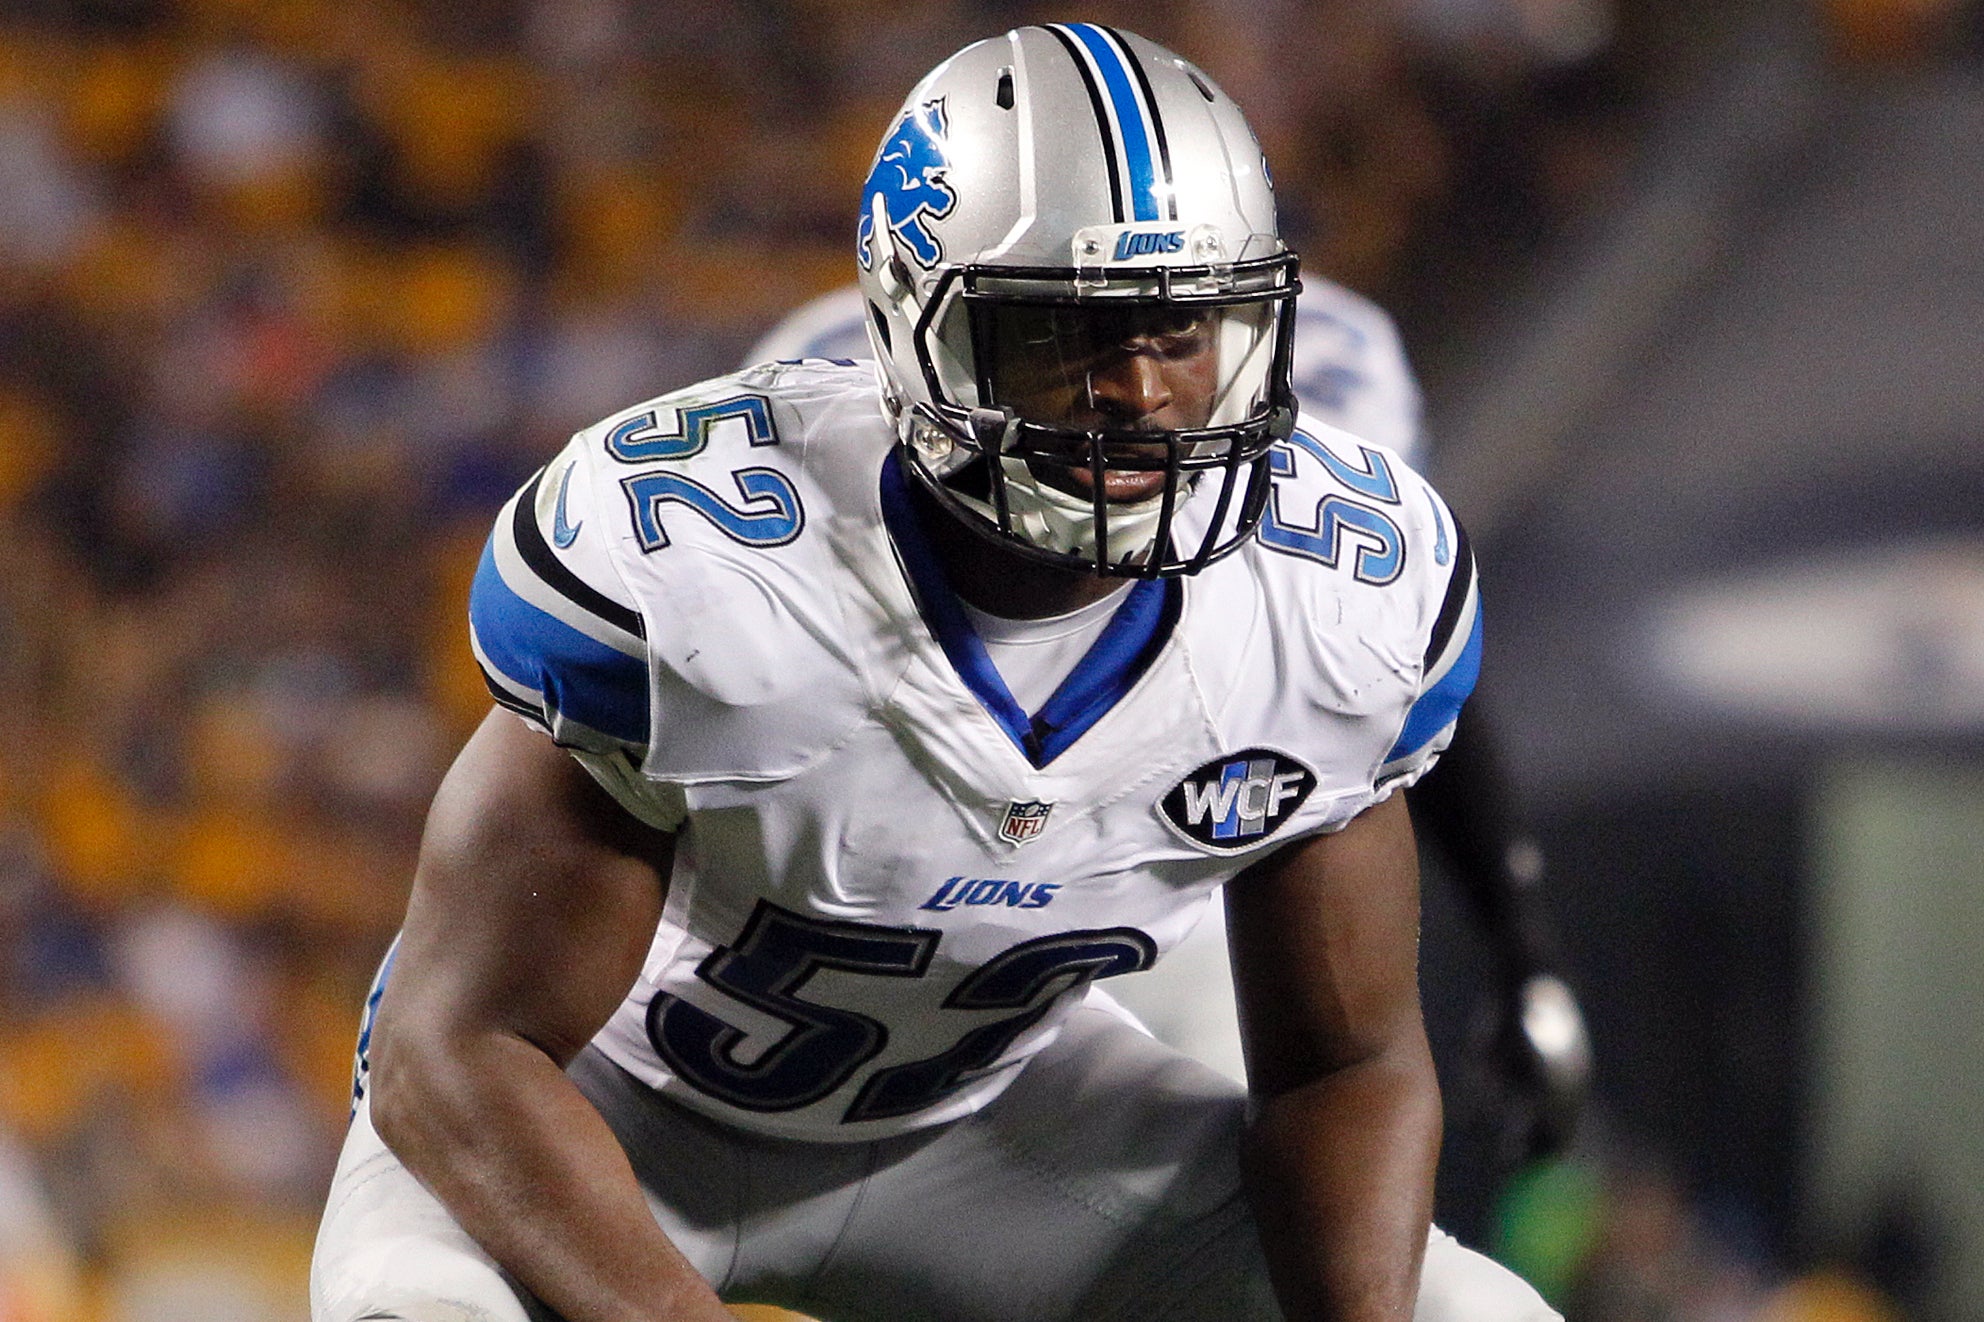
[[856, 24, 1299, 577]]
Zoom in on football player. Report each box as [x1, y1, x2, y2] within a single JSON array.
[[741, 275, 1591, 1170], [312, 26, 1559, 1322]]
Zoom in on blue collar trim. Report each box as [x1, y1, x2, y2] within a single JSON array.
[[879, 453, 1177, 767]]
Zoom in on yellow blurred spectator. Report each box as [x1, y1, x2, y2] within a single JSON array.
[[0, 32, 66, 111], [556, 162, 684, 303], [385, 241, 515, 358], [363, 51, 539, 215], [62, 38, 176, 167], [35, 752, 166, 913], [1758, 1266, 1903, 1322], [99, 1205, 314, 1322], [0, 389, 58, 515], [424, 522, 500, 739], [274, 964, 372, 1124], [168, 807, 297, 919], [166, 41, 330, 234], [0, 994, 179, 1144]]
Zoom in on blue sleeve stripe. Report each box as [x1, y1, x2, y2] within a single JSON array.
[[1384, 602, 1482, 764], [469, 533, 650, 746], [491, 476, 645, 660]]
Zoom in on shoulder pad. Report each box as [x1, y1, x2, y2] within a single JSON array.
[[741, 285, 873, 367], [469, 441, 649, 753], [569, 367, 896, 783], [1215, 421, 1478, 790]]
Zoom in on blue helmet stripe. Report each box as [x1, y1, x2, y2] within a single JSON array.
[[1061, 23, 1163, 222], [1108, 24, 1178, 222]]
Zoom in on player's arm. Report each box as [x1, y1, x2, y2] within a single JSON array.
[[1408, 704, 1591, 1158], [366, 709, 735, 1322], [1226, 792, 1440, 1322]]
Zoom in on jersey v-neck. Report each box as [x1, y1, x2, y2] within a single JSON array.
[[958, 583, 1132, 713], [879, 453, 1180, 768]]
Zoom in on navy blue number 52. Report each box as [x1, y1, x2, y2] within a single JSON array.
[[647, 901, 1154, 1122]]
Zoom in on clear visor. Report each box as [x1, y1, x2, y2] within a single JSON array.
[[914, 254, 1297, 450], [969, 300, 1275, 438]]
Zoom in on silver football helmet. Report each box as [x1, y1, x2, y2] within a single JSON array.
[[856, 24, 1299, 577]]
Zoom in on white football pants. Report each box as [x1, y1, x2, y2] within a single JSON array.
[[312, 1006, 1558, 1321]]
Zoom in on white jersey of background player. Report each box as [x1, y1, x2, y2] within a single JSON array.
[[741, 278, 1428, 1082]]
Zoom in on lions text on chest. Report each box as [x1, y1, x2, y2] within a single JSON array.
[[919, 877, 1061, 912]]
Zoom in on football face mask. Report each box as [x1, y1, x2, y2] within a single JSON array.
[[901, 257, 1296, 575]]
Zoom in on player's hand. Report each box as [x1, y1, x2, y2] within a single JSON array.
[[1465, 971, 1593, 1165]]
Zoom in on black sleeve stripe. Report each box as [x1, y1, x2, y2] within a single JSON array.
[[512, 468, 646, 641], [1423, 516, 1474, 671], [479, 665, 548, 723]]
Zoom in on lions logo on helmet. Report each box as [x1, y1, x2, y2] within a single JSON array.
[[857, 99, 955, 271]]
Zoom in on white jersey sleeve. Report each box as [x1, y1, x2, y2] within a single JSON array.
[[466, 429, 682, 828], [469, 360, 893, 828], [1210, 417, 1480, 819]]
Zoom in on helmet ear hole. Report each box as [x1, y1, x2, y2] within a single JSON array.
[[867, 301, 892, 354]]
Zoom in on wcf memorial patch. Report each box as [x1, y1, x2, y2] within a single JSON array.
[[1159, 749, 1316, 852]]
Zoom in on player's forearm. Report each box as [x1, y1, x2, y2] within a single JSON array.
[[1408, 708, 1553, 983], [1240, 1042, 1442, 1322], [372, 1028, 733, 1322]]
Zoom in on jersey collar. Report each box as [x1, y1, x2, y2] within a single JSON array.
[[880, 452, 1179, 768]]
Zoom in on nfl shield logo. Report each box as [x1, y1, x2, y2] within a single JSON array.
[[998, 800, 1053, 845]]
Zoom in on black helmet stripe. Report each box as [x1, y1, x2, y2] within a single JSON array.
[[1104, 26, 1178, 222], [1045, 23, 1176, 224], [1042, 24, 1126, 224]]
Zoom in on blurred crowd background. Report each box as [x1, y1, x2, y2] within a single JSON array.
[[0, 0, 1979, 1318]]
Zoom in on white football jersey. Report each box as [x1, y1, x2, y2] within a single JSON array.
[[744, 280, 1426, 467], [468, 360, 1479, 1141]]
